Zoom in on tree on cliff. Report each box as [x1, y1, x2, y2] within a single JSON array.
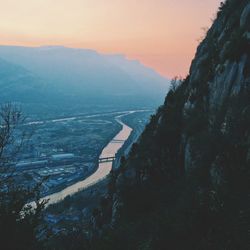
[[0, 104, 46, 250]]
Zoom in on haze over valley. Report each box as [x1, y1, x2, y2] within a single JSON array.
[[0, 45, 165, 226], [0, 45, 169, 115]]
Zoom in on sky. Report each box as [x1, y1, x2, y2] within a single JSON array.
[[0, 0, 221, 78]]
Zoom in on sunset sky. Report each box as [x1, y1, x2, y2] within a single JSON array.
[[0, 0, 221, 78]]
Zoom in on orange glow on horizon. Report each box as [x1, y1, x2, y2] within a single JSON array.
[[0, 0, 221, 78]]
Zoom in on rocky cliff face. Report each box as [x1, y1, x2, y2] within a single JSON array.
[[92, 1, 250, 249], [181, 0, 250, 174]]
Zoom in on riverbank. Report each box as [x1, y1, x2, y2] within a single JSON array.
[[36, 112, 133, 207], [41, 110, 152, 238]]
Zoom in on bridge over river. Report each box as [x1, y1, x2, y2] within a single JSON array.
[[98, 156, 116, 163], [26, 111, 137, 208]]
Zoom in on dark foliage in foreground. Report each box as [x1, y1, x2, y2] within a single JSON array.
[[0, 104, 46, 250]]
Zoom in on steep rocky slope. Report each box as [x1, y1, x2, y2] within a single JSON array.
[[91, 1, 250, 249]]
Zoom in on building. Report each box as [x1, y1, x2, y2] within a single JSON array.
[[51, 153, 75, 161]]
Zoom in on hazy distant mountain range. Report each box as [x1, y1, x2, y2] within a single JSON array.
[[0, 46, 169, 109]]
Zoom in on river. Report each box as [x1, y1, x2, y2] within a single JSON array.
[[29, 111, 134, 208]]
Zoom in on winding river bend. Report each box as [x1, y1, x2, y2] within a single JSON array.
[[34, 112, 133, 207]]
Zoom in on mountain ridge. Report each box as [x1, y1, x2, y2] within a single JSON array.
[[0, 45, 169, 109]]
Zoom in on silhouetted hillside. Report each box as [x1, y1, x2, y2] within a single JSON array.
[[90, 1, 250, 249]]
